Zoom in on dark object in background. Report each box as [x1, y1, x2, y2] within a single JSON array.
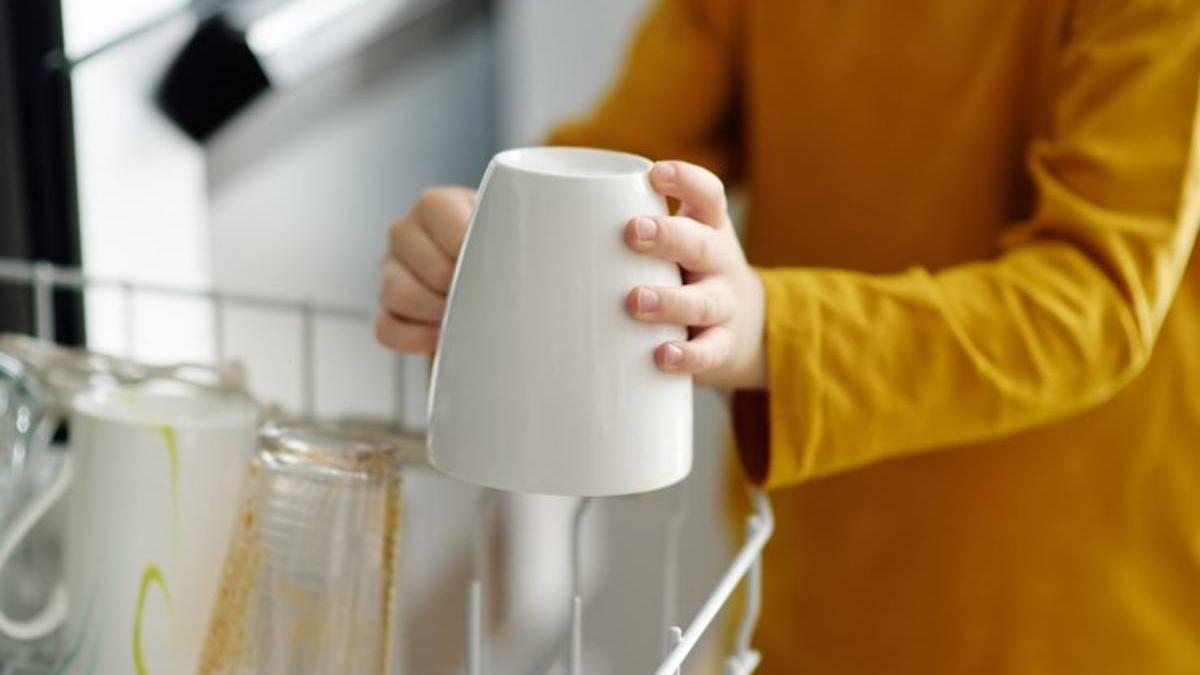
[[156, 15, 271, 143], [157, 0, 467, 143], [0, 0, 85, 345]]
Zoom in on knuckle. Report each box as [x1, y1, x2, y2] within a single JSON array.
[[705, 343, 726, 370], [413, 192, 433, 216], [415, 187, 450, 219], [675, 291, 694, 322], [392, 276, 417, 304], [431, 260, 455, 290], [692, 232, 712, 265], [416, 187, 442, 208], [382, 290, 407, 316], [719, 331, 736, 359], [710, 179, 728, 209], [713, 335, 732, 363], [388, 220, 407, 251], [453, 192, 476, 219], [652, 215, 675, 246], [696, 293, 717, 324], [379, 263, 400, 294], [713, 191, 728, 214]]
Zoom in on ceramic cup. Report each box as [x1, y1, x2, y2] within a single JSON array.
[[0, 387, 258, 673], [428, 147, 694, 496]]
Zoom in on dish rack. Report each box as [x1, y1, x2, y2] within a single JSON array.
[[0, 257, 774, 675]]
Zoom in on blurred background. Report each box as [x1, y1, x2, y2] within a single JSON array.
[[0, 0, 737, 672]]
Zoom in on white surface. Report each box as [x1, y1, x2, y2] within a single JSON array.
[[429, 147, 692, 496], [62, 388, 257, 674], [495, 0, 652, 146], [61, 0, 187, 60], [251, 0, 417, 87], [207, 6, 493, 422], [71, 15, 217, 364]]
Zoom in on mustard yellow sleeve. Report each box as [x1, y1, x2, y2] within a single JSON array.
[[545, 0, 741, 181], [745, 0, 1200, 488]]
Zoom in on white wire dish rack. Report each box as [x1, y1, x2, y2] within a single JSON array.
[[0, 257, 774, 675]]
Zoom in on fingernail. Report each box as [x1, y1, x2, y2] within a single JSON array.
[[662, 343, 684, 367], [635, 287, 660, 314], [634, 217, 658, 241], [653, 162, 676, 182]]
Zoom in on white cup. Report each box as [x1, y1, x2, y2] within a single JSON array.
[[0, 388, 257, 673], [428, 147, 694, 496]]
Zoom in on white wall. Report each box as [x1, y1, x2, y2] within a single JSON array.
[[72, 14, 217, 364], [62, 0, 187, 59], [206, 3, 494, 423], [494, 0, 653, 147]]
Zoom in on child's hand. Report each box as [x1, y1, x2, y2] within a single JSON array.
[[625, 161, 766, 389], [376, 186, 476, 353]]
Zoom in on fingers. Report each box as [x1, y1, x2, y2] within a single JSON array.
[[627, 279, 732, 327], [413, 187, 475, 256], [390, 221, 456, 293], [624, 214, 728, 273], [379, 259, 447, 323], [377, 187, 472, 354], [654, 326, 733, 374], [374, 310, 439, 353], [649, 161, 727, 226]]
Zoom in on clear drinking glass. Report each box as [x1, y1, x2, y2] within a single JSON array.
[[0, 352, 61, 671], [199, 423, 402, 675], [0, 353, 44, 514]]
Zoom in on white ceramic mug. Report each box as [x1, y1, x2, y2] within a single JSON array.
[[0, 387, 257, 672], [428, 147, 694, 496]]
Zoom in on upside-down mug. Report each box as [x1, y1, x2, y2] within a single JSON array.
[[428, 147, 694, 496]]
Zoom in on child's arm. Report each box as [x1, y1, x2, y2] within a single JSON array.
[[630, 0, 1200, 488]]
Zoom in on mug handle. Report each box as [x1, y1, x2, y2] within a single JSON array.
[[0, 452, 71, 641]]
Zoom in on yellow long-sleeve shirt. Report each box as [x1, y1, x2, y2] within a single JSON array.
[[550, 0, 1200, 672]]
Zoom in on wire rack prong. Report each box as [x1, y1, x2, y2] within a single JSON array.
[[468, 579, 485, 675], [571, 497, 593, 597], [652, 489, 773, 675], [661, 489, 686, 657], [667, 626, 683, 675], [0, 257, 398, 424], [569, 595, 584, 675]]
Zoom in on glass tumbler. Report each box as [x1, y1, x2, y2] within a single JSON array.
[[0, 352, 61, 669], [198, 423, 402, 675]]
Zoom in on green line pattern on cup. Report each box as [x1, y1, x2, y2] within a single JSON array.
[[133, 563, 171, 675], [154, 425, 181, 528]]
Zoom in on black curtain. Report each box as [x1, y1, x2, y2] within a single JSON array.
[[0, 0, 84, 345]]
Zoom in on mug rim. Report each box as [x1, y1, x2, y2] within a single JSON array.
[[71, 386, 257, 430], [493, 146, 653, 179]]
